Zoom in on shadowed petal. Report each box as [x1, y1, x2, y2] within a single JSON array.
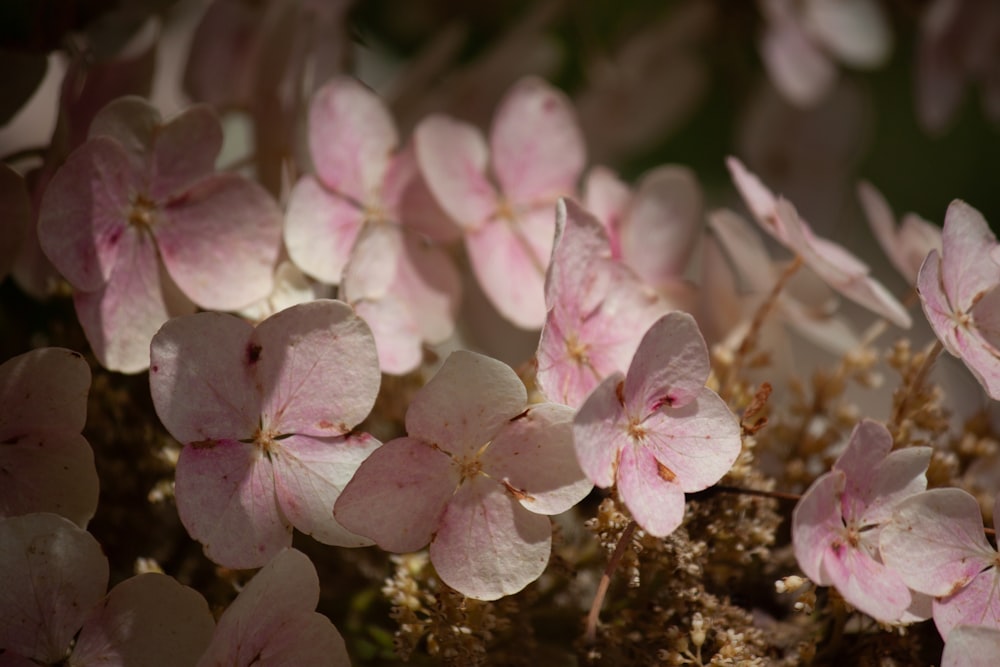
[[284, 176, 366, 285]]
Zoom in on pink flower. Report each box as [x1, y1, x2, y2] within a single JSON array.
[[37, 97, 283, 373], [727, 156, 911, 328], [792, 420, 931, 623], [858, 180, 941, 285], [196, 548, 349, 666], [149, 300, 381, 569], [284, 76, 460, 374], [942, 625, 1000, 667], [335, 350, 591, 600], [0, 513, 214, 666], [917, 199, 1000, 399], [572, 312, 742, 537], [881, 488, 1000, 638], [535, 198, 671, 408], [0, 348, 98, 527], [415, 76, 586, 329]]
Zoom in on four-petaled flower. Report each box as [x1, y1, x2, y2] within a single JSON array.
[[572, 311, 742, 537], [335, 350, 592, 600]]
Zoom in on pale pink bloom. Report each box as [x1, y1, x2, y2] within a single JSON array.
[[758, 0, 891, 107], [415, 76, 586, 329], [37, 96, 283, 373], [727, 156, 911, 328], [150, 300, 381, 569], [583, 165, 702, 292], [916, 0, 1000, 134], [335, 350, 591, 600], [0, 348, 98, 527], [197, 548, 349, 667], [881, 488, 1000, 638], [792, 420, 932, 623], [942, 625, 1000, 667], [0, 513, 214, 666], [284, 76, 460, 374], [535, 198, 671, 408], [858, 181, 942, 285], [573, 312, 742, 537], [917, 200, 1000, 399]]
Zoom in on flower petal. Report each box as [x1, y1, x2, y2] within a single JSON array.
[[616, 444, 686, 538], [941, 199, 1000, 310], [934, 568, 1000, 639], [284, 175, 366, 285], [406, 350, 527, 457], [175, 439, 290, 569], [147, 105, 224, 201], [0, 348, 90, 435], [792, 470, 846, 585], [624, 312, 711, 415], [430, 476, 551, 600], [572, 372, 628, 489], [271, 432, 380, 547], [334, 437, 457, 553], [254, 300, 380, 436], [942, 625, 1000, 667]]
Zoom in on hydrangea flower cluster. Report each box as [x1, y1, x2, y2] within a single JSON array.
[[6, 3, 1000, 664]]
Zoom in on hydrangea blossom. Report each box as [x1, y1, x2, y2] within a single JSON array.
[[535, 198, 671, 408], [196, 548, 349, 666], [335, 350, 591, 600], [37, 96, 283, 373], [858, 180, 941, 285], [284, 76, 460, 374], [792, 420, 932, 622], [415, 76, 586, 329], [572, 311, 742, 537], [917, 199, 1000, 399], [727, 156, 911, 328], [149, 299, 381, 569], [0, 513, 214, 666], [0, 348, 98, 527], [881, 488, 1000, 638]]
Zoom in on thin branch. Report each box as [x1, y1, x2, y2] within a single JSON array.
[[585, 520, 636, 644]]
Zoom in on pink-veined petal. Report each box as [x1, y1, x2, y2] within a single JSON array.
[[832, 420, 891, 514], [414, 114, 497, 229], [70, 574, 215, 667], [0, 431, 98, 528], [572, 372, 629, 488], [254, 300, 380, 436], [271, 432, 380, 547], [156, 174, 282, 311], [37, 137, 135, 292], [150, 311, 259, 443], [175, 440, 290, 569], [941, 199, 1000, 310], [934, 568, 1000, 639], [395, 231, 461, 345], [942, 625, 1000, 667], [857, 446, 931, 526], [624, 312, 711, 414], [640, 388, 742, 492], [309, 77, 397, 204], [725, 156, 781, 238], [197, 548, 349, 667], [148, 105, 224, 201], [334, 437, 458, 553], [341, 221, 402, 304], [0, 513, 108, 664], [352, 297, 423, 375], [482, 403, 591, 515], [0, 348, 90, 435], [616, 444, 687, 538], [880, 488, 995, 598], [430, 476, 551, 601], [620, 165, 701, 286], [490, 76, 584, 205], [75, 230, 196, 374], [792, 471, 846, 585], [284, 175, 366, 284], [583, 166, 631, 250], [821, 535, 913, 622], [406, 351, 527, 458], [86, 96, 159, 173], [544, 198, 613, 319], [918, 250, 962, 353]]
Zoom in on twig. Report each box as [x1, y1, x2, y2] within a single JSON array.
[[585, 520, 637, 644]]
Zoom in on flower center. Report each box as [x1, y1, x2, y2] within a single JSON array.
[[457, 455, 483, 483], [128, 194, 158, 230], [626, 416, 646, 443], [566, 332, 590, 365], [252, 426, 282, 460]]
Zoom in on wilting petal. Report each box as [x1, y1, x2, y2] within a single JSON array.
[[284, 176, 366, 284], [334, 437, 458, 554], [271, 433, 380, 547], [0, 348, 90, 435], [0, 513, 108, 664], [150, 312, 259, 443], [253, 300, 380, 436], [616, 444, 686, 538], [482, 403, 591, 515], [175, 440, 290, 569], [934, 569, 1000, 639], [431, 476, 551, 600], [406, 351, 527, 457], [490, 77, 584, 205], [70, 574, 214, 667]]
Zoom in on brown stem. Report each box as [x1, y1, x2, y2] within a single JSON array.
[[705, 484, 802, 503], [585, 520, 637, 644], [889, 338, 944, 432]]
